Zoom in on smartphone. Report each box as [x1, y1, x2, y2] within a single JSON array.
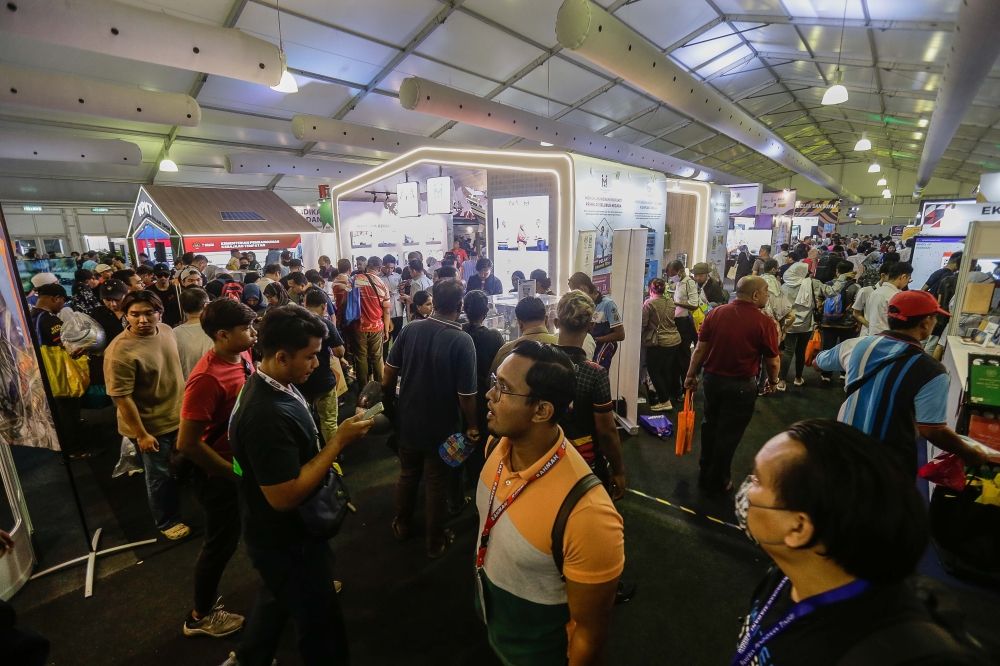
[[362, 402, 384, 421]]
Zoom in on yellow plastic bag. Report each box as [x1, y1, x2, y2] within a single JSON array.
[[39, 346, 89, 398], [691, 303, 709, 332]]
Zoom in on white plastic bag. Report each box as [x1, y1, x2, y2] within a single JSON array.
[[61, 311, 105, 354], [112, 436, 143, 478]]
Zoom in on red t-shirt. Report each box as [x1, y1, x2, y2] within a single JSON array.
[[453, 248, 469, 264], [353, 272, 390, 332], [181, 349, 254, 474], [697, 299, 779, 378]]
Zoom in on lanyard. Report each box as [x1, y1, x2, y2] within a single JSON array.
[[255, 370, 322, 449], [732, 577, 870, 666], [476, 439, 567, 568]]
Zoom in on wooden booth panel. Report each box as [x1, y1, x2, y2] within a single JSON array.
[[665, 192, 698, 269]]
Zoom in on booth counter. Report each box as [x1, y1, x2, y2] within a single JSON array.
[[127, 186, 320, 272]]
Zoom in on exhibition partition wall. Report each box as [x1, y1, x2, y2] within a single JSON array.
[[664, 180, 730, 280]]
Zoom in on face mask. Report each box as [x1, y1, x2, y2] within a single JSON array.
[[734, 476, 758, 545], [670, 275, 681, 283]]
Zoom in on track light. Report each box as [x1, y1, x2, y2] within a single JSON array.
[[270, 54, 298, 93], [876, 176, 887, 186], [854, 131, 871, 151], [868, 162, 881, 173], [822, 71, 848, 106]]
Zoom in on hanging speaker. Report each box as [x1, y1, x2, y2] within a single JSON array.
[[0, 0, 281, 87], [0, 64, 201, 126], [0, 130, 142, 164], [224, 153, 374, 180]]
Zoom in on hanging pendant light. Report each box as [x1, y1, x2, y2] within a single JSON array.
[[882, 188, 892, 198], [854, 131, 871, 151], [876, 176, 887, 186], [159, 149, 178, 172], [868, 162, 881, 173], [822, 71, 849, 105], [268, 1, 297, 94]]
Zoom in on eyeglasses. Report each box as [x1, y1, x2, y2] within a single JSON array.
[[488, 373, 532, 399]]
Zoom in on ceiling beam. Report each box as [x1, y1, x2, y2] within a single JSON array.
[[725, 13, 955, 32], [757, 50, 1000, 79]]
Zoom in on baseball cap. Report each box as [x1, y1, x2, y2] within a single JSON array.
[[691, 262, 712, 275], [179, 267, 201, 281], [95, 263, 113, 273], [35, 283, 67, 298], [99, 279, 129, 300], [288, 258, 303, 268], [153, 267, 172, 278], [30, 272, 58, 288], [887, 290, 949, 320]]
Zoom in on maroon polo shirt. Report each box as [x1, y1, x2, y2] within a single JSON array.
[[697, 299, 779, 378]]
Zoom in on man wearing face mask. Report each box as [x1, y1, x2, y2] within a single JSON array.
[[685, 276, 779, 496], [733, 419, 981, 666]]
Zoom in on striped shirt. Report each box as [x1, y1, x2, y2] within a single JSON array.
[[815, 332, 948, 475]]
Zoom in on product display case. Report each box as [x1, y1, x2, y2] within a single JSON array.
[[484, 293, 559, 343]]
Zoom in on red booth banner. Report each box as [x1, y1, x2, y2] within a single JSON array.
[[183, 234, 302, 253]]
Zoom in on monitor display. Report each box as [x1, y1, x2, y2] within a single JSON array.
[[910, 235, 966, 291], [491, 196, 549, 292]]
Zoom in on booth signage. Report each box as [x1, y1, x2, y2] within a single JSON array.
[[890, 225, 905, 236], [426, 176, 452, 215], [794, 199, 840, 226], [760, 190, 795, 215], [728, 184, 761, 217], [183, 234, 302, 252], [397, 182, 420, 218], [575, 229, 597, 276], [292, 204, 322, 229], [921, 202, 1000, 237]]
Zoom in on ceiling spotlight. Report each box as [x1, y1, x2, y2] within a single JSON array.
[[854, 131, 871, 151], [270, 53, 298, 93], [877, 176, 887, 186], [868, 162, 881, 173], [918, 118, 928, 127], [159, 153, 178, 172], [540, 141, 553, 147], [882, 188, 892, 198], [822, 70, 848, 106]]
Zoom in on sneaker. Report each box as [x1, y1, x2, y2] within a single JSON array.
[[184, 599, 244, 637], [821, 376, 831, 383], [650, 401, 672, 412], [793, 377, 805, 387], [161, 523, 191, 540], [776, 381, 787, 392], [839, 373, 846, 381], [615, 579, 637, 604]]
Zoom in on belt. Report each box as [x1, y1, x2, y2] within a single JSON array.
[[704, 371, 756, 381]]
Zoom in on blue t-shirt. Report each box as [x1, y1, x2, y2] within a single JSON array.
[[815, 332, 948, 474], [592, 294, 622, 339]]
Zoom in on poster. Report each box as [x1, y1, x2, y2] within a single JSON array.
[[760, 189, 795, 215], [426, 176, 452, 215], [728, 184, 761, 216], [706, 185, 730, 280], [492, 196, 550, 291], [572, 155, 666, 293], [0, 210, 61, 450], [397, 182, 420, 218], [338, 201, 450, 269]]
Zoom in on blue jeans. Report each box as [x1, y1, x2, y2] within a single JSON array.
[[132, 430, 181, 531], [237, 539, 349, 666]]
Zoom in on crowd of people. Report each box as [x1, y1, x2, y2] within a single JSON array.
[[12, 232, 990, 666]]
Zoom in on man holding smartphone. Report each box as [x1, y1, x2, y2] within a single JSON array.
[[223, 305, 374, 666]]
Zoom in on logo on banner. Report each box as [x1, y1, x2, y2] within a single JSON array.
[[601, 174, 609, 188]]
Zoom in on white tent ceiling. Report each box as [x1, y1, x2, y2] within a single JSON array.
[[1, 0, 998, 206]]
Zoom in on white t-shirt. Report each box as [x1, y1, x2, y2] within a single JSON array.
[[853, 285, 876, 336], [863, 283, 900, 337], [383, 271, 403, 317], [673, 276, 700, 318]]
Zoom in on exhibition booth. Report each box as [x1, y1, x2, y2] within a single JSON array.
[[127, 186, 321, 274], [330, 146, 730, 431]]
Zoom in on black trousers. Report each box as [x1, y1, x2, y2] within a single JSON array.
[[237, 539, 348, 666], [646, 345, 680, 404], [779, 331, 812, 381], [699, 372, 758, 492], [193, 472, 241, 616], [820, 327, 857, 377], [675, 316, 696, 393], [53, 397, 80, 452]]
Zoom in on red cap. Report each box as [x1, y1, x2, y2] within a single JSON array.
[[887, 290, 949, 320]]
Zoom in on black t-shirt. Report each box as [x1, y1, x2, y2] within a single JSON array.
[[30, 307, 62, 346], [736, 567, 946, 666], [467, 273, 504, 296], [386, 316, 477, 451], [461, 323, 504, 399], [230, 373, 322, 549], [146, 283, 183, 327], [296, 318, 344, 402]]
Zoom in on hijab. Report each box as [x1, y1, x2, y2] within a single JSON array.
[[242, 282, 266, 313], [861, 250, 880, 270], [263, 280, 290, 308], [203, 265, 220, 282], [783, 262, 815, 308], [762, 272, 782, 297], [246, 251, 261, 271]]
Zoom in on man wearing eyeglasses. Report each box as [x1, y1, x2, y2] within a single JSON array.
[[383, 279, 479, 558]]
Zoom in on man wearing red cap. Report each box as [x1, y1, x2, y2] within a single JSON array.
[[814, 289, 987, 475]]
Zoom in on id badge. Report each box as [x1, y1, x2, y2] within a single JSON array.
[[474, 566, 488, 626]]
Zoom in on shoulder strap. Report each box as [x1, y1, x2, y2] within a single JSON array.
[[551, 473, 602, 581], [836, 619, 974, 666], [845, 345, 923, 397]]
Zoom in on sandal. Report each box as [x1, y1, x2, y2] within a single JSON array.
[[161, 523, 191, 540]]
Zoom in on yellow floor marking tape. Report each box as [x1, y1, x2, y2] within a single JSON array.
[[627, 488, 740, 530]]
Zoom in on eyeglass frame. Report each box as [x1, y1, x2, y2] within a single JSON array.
[[487, 373, 533, 400]]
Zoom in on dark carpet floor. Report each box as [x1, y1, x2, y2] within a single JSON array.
[[7, 366, 1000, 665]]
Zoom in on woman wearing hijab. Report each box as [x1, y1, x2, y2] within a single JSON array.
[[263, 280, 290, 310], [245, 251, 261, 272], [778, 262, 848, 390], [733, 245, 754, 285], [242, 282, 266, 315]]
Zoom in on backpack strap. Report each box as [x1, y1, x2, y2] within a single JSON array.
[[485, 436, 501, 459], [551, 474, 602, 581], [836, 619, 976, 666], [845, 345, 923, 398]]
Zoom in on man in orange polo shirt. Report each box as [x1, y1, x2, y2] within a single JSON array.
[[478, 340, 624, 665]]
